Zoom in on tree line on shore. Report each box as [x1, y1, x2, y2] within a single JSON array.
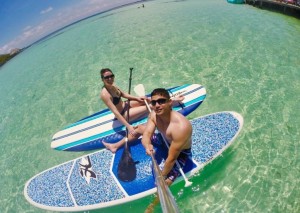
[[0, 52, 21, 67]]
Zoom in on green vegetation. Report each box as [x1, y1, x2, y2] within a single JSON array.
[[0, 53, 18, 67]]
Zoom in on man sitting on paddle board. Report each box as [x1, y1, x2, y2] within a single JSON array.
[[102, 90, 185, 153], [142, 88, 192, 212], [142, 88, 193, 185]]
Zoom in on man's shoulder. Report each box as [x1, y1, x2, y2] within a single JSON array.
[[172, 110, 189, 122], [149, 111, 157, 122]]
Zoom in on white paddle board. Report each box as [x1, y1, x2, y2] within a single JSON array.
[[25, 111, 243, 212], [51, 84, 206, 151]]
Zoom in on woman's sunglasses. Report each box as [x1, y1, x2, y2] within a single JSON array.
[[150, 98, 168, 106], [102, 74, 115, 80]]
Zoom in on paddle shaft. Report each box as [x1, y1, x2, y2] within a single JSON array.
[[128, 68, 133, 95], [126, 68, 134, 140]]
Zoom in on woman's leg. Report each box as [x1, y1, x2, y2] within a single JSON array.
[[103, 125, 146, 153], [102, 139, 127, 153], [125, 105, 149, 123], [128, 100, 145, 107]]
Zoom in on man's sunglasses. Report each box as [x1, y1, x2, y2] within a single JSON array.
[[150, 98, 168, 106], [102, 74, 115, 80]]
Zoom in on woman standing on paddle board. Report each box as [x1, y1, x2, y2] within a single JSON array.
[[100, 68, 148, 137]]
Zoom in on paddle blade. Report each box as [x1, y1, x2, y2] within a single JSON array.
[[134, 84, 152, 112], [134, 84, 146, 96], [117, 145, 136, 182]]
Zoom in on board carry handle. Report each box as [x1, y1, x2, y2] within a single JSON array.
[[134, 84, 193, 187]]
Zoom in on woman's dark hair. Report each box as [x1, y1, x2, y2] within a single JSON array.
[[100, 68, 113, 78]]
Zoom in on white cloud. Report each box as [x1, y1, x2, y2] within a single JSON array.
[[0, 44, 11, 54], [23, 25, 32, 31], [23, 25, 45, 38], [0, 0, 138, 54], [40, 7, 53, 14]]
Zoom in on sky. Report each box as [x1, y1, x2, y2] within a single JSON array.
[[0, 0, 141, 54]]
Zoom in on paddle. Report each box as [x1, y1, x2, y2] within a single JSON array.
[[134, 84, 151, 112], [117, 68, 136, 182], [134, 84, 193, 187]]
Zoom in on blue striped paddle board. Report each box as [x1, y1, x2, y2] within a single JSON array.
[[25, 111, 243, 212], [51, 84, 206, 151]]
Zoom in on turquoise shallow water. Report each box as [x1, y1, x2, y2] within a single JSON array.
[[0, 0, 299, 212]]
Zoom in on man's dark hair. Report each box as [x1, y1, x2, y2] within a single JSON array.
[[150, 88, 170, 99]]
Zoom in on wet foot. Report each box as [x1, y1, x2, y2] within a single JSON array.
[[102, 141, 118, 153]]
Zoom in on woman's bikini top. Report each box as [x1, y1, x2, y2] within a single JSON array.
[[105, 86, 122, 105]]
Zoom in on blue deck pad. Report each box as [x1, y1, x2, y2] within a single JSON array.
[[112, 141, 154, 196], [191, 112, 241, 163], [26, 162, 75, 207], [70, 151, 125, 206], [112, 135, 197, 196]]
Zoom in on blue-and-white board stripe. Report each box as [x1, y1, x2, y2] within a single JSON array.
[[24, 111, 244, 212], [51, 84, 206, 151]]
